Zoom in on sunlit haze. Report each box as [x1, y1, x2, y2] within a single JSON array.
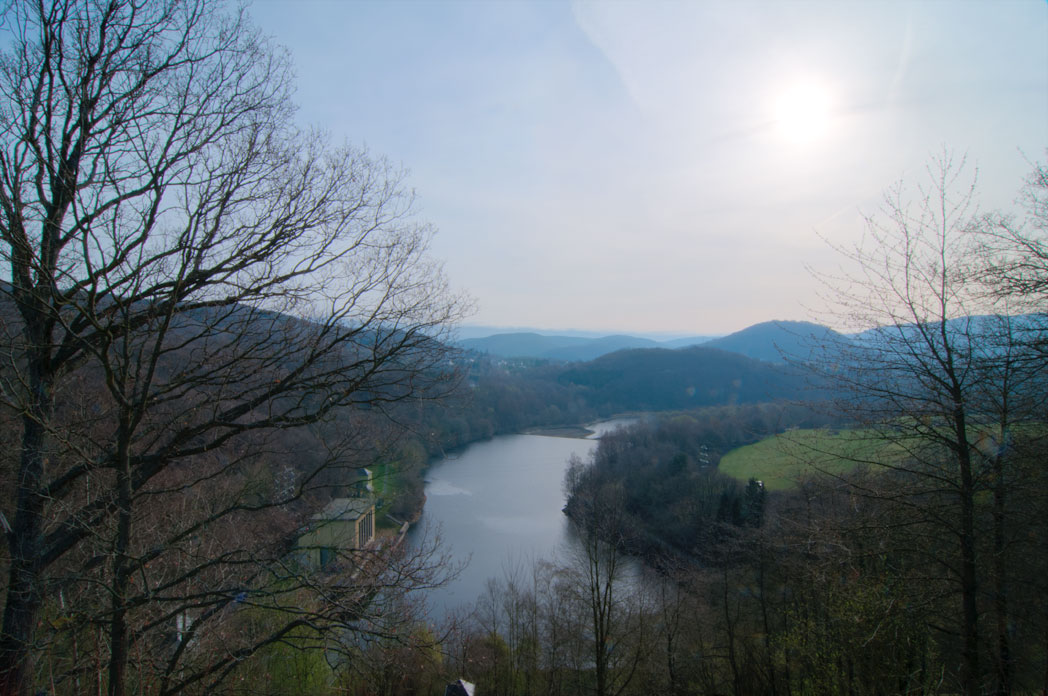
[[773, 80, 834, 146], [251, 0, 1047, 335]]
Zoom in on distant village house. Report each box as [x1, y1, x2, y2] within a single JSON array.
[[298, 497, 376, 568]]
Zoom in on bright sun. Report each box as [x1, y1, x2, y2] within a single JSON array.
[[772, 80, 833, 145]]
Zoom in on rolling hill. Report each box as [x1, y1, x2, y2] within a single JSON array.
[[558, 345, 816, 412], [458, 331, 714, 361], [702, 320, 849, 363], [457, 321, 850, 364]]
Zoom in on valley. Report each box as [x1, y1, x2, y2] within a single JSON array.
[[2, 2, 1043, 693]]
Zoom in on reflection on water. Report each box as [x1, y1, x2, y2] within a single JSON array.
[[425, 480, 474, 497], [407, 419, 637, 619]]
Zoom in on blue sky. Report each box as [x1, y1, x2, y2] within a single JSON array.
[[250, 0, 1047, 335]]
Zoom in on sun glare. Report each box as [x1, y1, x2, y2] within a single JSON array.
[[772, 80, 833, 145]]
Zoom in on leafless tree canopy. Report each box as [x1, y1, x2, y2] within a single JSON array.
[[807, 152, 1048, 696], [977, 159, 1048, 309], [0, 1, 466, 694]]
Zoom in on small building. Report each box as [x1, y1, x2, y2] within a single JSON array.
[[297, 497, 375, 568], [444, 679, 475, 696]]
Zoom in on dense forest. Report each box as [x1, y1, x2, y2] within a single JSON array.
[[407, 342, 822, 445], [561, 405, 841, 559], [444, 410, 1048, 696]]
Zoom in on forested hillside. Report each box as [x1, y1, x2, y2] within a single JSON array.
[[558, 345, 819, 411], [395, 343, 823, 469], [562, 404, 842, 558]]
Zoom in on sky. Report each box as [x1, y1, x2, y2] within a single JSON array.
[[249, 0, 1048, 336]]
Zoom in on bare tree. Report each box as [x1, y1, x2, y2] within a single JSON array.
[[976, 158, 1048, 310], [564, 467, 651, 696], [969, 156, 1048, 694], [0, 1, 466, 694], [812, 152, 1046, 695]]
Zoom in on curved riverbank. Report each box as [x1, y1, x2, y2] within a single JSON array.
[[406, 418, 636, 619]]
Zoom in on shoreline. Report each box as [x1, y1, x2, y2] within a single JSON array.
[[523, 425, 596, 439]]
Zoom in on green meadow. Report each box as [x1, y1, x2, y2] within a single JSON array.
[[718, 428, 900, 491]]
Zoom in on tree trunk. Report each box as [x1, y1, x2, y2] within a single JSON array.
[[953, 397, 981, 696], [0, 357, 55, 696], [108, 420, 135, 696], [992, 456, 1012, 696], [959, 450, 980, 696]]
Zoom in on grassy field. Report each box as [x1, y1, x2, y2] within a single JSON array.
[[718, 428, 898, 491]]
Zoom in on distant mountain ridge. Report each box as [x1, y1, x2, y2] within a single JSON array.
[[848, 314, 1045, 345], [457, 320, 845, 364], [703, 320, 849, 364], [455, 324, 709, 341], [458, 332, 715, 361]]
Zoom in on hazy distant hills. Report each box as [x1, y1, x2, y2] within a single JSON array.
[[452, 322, 849, 423], [458, 332, 714, 362], [849, 314, 1045, 345], [540, 335, 662, 362], [457, 333, 593, 359], [703, 320, 849, 364], [458, 320, 845, 364]]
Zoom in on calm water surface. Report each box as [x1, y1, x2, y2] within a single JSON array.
[[408, 419, 634, 619]]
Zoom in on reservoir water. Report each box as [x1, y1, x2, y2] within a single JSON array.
[[407, 419, 634, 619]]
